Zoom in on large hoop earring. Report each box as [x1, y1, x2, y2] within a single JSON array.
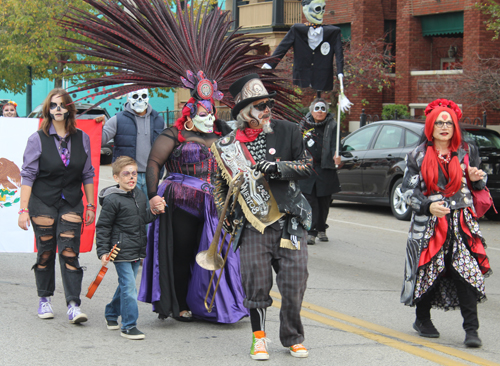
[[184, 121, 194, 131]]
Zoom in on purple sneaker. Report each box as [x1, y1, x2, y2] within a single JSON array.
[[67, 304, 88, 324], [38, 297, 54, 319]]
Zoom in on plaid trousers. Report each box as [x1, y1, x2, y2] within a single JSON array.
[[239, 222, 309, 347]]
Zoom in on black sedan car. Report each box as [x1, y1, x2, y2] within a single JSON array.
[[332, 120, 500, 221]]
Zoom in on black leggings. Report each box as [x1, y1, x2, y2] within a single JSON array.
[[303, 186, 331, 236], [172, 208, 203, 311]]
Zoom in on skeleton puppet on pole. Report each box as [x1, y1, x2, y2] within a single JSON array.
[[263, 0, 352, 165]]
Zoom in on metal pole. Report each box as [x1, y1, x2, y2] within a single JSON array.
[[26, 66, 33, 116], [360, 109, 366, 127], [483, 111, 487, 128], [166, 107, 169, 127]]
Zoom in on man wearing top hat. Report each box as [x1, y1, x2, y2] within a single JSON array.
[[211, 74, 313, 360]]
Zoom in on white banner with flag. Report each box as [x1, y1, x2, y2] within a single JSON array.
[[0, 118, 40, 252]]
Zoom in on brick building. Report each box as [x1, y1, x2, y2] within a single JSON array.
[[326, 0, 500, 129], [174, 0, 500, 130]]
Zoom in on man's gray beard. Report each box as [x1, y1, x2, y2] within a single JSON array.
[[262, 121, 273, 134]]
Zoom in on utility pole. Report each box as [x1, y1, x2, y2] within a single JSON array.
[[26, 66, 33, 116]]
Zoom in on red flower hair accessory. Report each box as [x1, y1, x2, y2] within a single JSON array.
[[3, 101, 17, 109], [424, 99, 462, 120]]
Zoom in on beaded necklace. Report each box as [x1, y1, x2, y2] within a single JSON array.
[[437, 149, 451, 164]]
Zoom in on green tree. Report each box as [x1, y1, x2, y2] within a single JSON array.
[[479, 0, 500, 40], [0, 0, 98, 93]]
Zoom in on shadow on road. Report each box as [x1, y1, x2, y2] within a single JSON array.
[[330, 201, 394, 217]]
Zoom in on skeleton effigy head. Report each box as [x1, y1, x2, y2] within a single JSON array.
[[128, 89, 149, 114], [302, 0, 326, 25], [302, 0, 326, 24]]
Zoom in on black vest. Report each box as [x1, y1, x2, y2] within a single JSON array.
[[32, 129, 87, 207]]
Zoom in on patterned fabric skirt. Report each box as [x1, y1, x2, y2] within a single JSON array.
[[414, 208, 491, 310]]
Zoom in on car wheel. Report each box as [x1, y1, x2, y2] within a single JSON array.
[[484, 208, 500, 221], [390, 178, 412, 221], [100, 153, 113, 165]]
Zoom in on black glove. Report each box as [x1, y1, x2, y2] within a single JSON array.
[[222, 212, 234, 234], [253, 160, 278, 175]]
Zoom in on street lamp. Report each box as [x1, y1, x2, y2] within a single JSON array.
[[447, 45, 457, 58]]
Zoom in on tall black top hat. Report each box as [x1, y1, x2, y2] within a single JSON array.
[[229, 74, 277, 119]]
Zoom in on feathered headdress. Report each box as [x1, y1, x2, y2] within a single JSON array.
[[58, 0, 301, 121]]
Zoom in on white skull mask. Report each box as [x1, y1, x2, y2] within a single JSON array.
[[192, 113, 215, 133], [302, 0, 326, 24], [128, 89, 149, 114]]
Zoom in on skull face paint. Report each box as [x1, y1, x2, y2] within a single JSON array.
[[191, 105, 215, 133], [250, 99, 273, 133], [128, 89, 149, 114], [49, 95, 69, 122], [302, 0, 326, 25]]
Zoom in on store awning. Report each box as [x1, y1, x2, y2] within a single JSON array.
[[335, 23, 351, 42], [421, 12, 463, 37]]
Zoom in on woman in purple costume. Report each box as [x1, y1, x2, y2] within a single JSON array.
[[138, 73, 248, 323]]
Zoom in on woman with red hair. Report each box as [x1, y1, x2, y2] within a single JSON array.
[[400, 99, 491, 348], [138, 71, 248, 324]]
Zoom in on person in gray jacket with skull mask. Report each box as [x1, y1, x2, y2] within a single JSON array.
[[99, 89, 165, 198]]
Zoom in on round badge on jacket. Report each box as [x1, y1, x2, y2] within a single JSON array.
[[321, 42, 330, 55]]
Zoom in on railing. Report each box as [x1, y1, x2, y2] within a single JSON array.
[[284, 1, 301, 24], [239, 2, 273, 28], [359, 109, 380, 127], [238, 1, 301, 28], [360, 108, 488, 128], [460, 113, 487, 127]]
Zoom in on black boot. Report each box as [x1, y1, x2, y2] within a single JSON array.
[[453, 270, 481, 347], [414, 294, 439, 338], [464, 330, 482, 348], [413, 318, 440, 338]]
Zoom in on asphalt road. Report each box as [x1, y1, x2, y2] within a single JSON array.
[[1, 165, 499, 366]]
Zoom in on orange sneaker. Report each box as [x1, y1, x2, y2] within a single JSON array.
[[289, 343, 308, 358], [250, 331, 270, 360]]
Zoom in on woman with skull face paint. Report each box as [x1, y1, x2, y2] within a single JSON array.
[[299, 98, 341, 245], [2, 101, 18, 117], [18, 88, 95, 323], [401, 99, 491, 348], [138, 73, 249, 324]]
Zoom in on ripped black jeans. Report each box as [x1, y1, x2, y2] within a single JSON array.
[[29, 194, 84, 305]]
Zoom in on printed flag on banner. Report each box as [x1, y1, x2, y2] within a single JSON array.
[[0, 118, 102, 253], [0, 118, 40, 252]]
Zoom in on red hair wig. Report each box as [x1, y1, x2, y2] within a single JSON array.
[[421, 99, 463, 197], [174, 97, 216, 131]]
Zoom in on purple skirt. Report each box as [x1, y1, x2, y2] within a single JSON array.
[[138, 173, 248, 323]]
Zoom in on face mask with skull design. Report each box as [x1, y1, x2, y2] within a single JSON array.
[[302, 0, 326, 24], [191, 105, 215, 133], [128, 89, 149, 114]]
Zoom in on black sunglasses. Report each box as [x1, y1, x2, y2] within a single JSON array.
[[253, 99, 275, 112], [132, 93, 148, 100]]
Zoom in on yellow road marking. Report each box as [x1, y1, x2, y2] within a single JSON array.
[[270, 291, 499, 366]]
